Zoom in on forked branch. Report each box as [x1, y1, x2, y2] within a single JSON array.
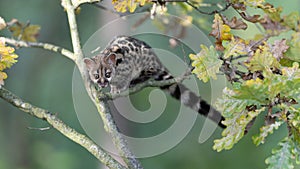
[[0, 87, 126, 169], [61, 0, 143, 168]]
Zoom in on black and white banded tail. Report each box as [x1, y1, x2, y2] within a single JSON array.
[[156, 71, 225, 128]]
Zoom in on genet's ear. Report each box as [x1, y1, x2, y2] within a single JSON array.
[[106, 54, 117, 65], [83, 58, 95, 70]]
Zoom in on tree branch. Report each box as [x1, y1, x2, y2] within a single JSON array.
[[150, 0, 231, 15], [0, 87, 126, 169], [100, 69, 192, 100], [61, 0, 143, 168], [3, 37, 75, 61], [61, 0, 84, 63]]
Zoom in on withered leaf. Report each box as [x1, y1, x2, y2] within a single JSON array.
[[9, 22, 40, 42], [210, 14, 233, 51], [232, 3, 246, 11], [270, 39, 289, 60], [221, 14, 248, 30], [259, 15, 285, 32], [239, 12, 261, 23]]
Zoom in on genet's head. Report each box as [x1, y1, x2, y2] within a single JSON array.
[[83, 54, 117, 88]]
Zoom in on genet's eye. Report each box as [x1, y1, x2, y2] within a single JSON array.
[[94, 74, 99, 79], [105, 72, 111, 78]]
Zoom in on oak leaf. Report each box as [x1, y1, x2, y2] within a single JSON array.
[[223, 37, 248, 59], [189, 45, 222, 83], [221, 15, 247, 30], [112, 0, 149, 13], [239, 12, 261, 23], [9, 22, 40, 42], [270, 39, 289, 60], [210, 14, 233, 51], [0, 38, 18, 86]]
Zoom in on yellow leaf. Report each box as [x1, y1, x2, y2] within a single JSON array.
[[0, 46, 15, 55], [189, 53, 197, 60], [0, 38, 18, 86], [0, 71, 7, 79], [112, 0, 150, 13], [0, 71, 7, 85], [245, 78, 263, 86], [245, 45, 280, 72], [190, 45, 222, 82], [223, 37, 248, 59]]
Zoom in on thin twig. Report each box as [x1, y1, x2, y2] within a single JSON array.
[[3, 38, 75, 61], [230, 54, 248, 61], [27, 126, 51, 131], [150, 0, 232, 15], [0, 87, 126, 169], [185, 1, 232, 15]]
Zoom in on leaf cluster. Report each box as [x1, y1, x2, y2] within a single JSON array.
[[189, 0, 300, 168], [0, 17, 41, 86], [0, 38, 18, 86], [112, 0, 150, 13], [1, 1, 300, 168], [8, 20, 40, 42]]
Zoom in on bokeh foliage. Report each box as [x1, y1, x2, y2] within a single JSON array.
[[0, 0, 300, 169]]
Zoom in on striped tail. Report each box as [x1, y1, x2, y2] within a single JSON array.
[[156, 71, 225, 128]]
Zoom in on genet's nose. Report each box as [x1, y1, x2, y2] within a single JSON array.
[[99, 83, 107, 88], [98, 78, 108, 88]]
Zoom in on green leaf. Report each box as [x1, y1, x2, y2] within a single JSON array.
[[284, 105, 300, 143], [189, 45, 222, 83], [266, 138, 294, 169], [262, 5, 282, 22], [284, 32, 300, 62], [234, 78, 269, 103], [213, 87, 265, 152], [291, 140, 300, 164], [245, 45, 280, 73], [282, 12, 300, 30], [280, 62, 300, 99], [252, 121, 283, 146]]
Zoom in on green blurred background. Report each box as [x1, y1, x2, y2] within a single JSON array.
[[0, 1, 299, 169]]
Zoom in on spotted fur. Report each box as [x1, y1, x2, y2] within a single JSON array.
[[84, 36, 224, 128]]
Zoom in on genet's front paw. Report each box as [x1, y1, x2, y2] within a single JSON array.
[[110, 85, 127, 94], [110, 86, 121, 94]]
